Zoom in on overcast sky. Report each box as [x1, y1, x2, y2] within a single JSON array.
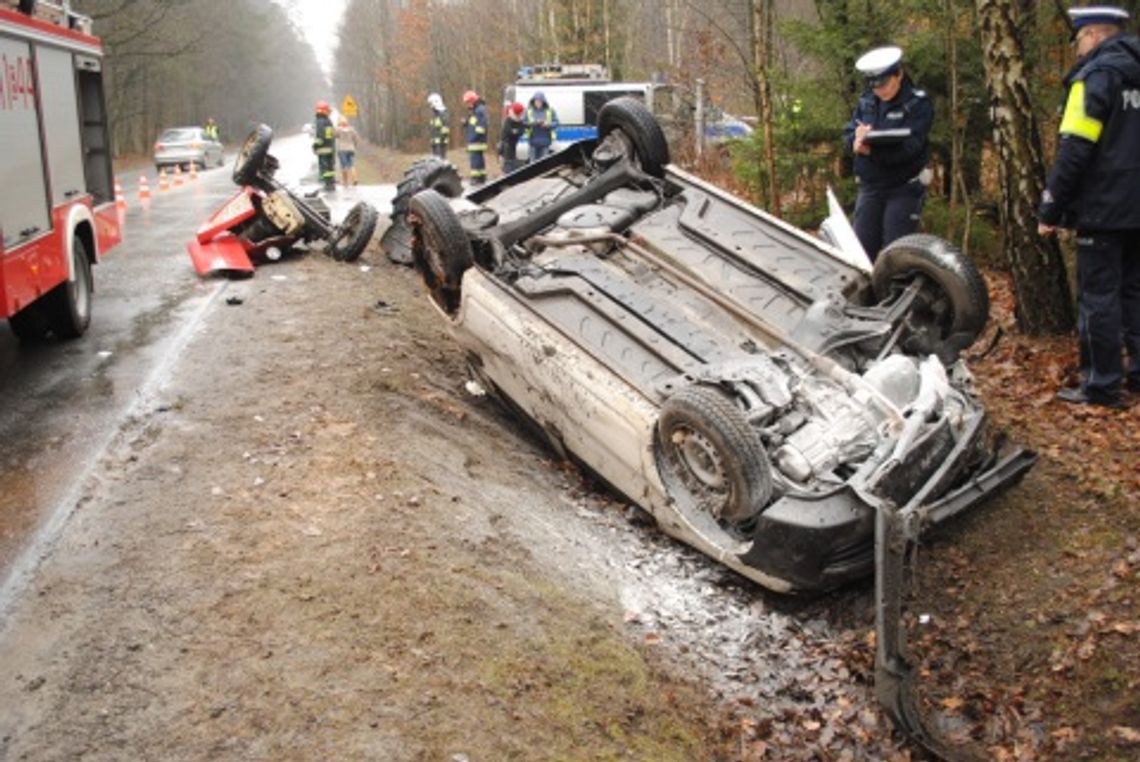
[[273, 0, 348, 81]]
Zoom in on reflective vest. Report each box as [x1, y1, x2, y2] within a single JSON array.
[[525, 105, 558, 146]]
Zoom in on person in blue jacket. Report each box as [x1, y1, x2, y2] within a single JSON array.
[[1038, 6, 1140, 409], [463, 90, 489, 186], [525, 92, 559, 163], [843, 46, 933, 261]]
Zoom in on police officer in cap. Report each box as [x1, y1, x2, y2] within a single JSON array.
[[843, 46, 933, 261], [1039, 5, 1140, 409]]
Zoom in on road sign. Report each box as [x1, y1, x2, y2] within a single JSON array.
[[340, 94, 358, 118]]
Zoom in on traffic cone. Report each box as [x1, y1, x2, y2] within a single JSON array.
[[158, 168, 169, 191], [189, 161, 198, 181], [173, 164, 184, 186], [138, 176, 151, 200], [114, 179, 127, 208]]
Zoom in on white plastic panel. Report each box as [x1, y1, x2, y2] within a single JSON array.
[[0, 35, 49, 248]]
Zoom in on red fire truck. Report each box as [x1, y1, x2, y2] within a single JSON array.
[[1, 0, 120, 341]]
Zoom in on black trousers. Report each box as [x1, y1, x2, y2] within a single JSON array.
[[853, 180, 926, 261], [1075, 229, 1140, 397]]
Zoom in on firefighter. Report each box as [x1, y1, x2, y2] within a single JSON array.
[[1038, 6, 1140, 409], [463, 90, 489, 186], [843, 46, 933, 261], [498, 102, 526, 174], [525, 92, 559, 163], [428, 92, 450, 159], [312, 101, 336, 190], [204, 117, 219, 142]]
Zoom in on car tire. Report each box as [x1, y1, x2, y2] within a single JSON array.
[[597, 97, 670, 178], [232, 123, 273, 185], [871, 233, 989, 361], [382, 157, 464, 265], [328, 201, 379, 262], [410, 189, 473, 315], [655, 384, 773, 528]]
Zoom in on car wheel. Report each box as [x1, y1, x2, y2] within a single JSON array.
[[655, 384, 773, 528], [328, 201, 379, 262], [382, 157, 464, 265], [597, 97, 670, 178], [872, 233, 989, 362], [232, 124, 273, 185], [410, 189, 473, 315]]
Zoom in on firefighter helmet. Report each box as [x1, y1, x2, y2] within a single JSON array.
[[427, 92, 444, 110], [315, 100, 331, 115], [463, 90, 479, 106], [511, 102, 524, 116]]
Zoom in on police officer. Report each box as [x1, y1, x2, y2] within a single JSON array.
[[427, 92, 450, 159], [525, 92, 559, 163], [843, 46, 933, 261], [204, 117, 219, 142], [1039, 6, 1140, 409], [312, 100, 336, 191], [463, 90, 489, 186]]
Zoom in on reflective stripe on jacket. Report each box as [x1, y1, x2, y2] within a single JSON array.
[[430, 108, 450, 146], [313, 114, 336, 154], [1040, 34, 1140, 230]]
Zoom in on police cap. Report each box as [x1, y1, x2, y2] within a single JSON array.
[[1068, 5, 1130, 30], [855, 46, 903, 88]]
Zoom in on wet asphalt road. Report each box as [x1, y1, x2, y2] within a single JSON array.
[[0, 134, 380, 603]]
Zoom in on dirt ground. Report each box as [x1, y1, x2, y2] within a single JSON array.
[[0, 144, 1136, 761]]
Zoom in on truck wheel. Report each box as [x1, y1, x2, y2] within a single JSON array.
[[382, 157, 463, 265], [410, 189, 472, 316], [872, 234, 989, 362], [232, 124, 273, 185], [8, 302, 50, 343], [655, 384, 773, 529], [328, 202, 379, 262], [597, 97, 670, 178], [45, 237, 93, 339]]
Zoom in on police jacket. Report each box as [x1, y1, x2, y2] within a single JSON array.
[[313, 114, 335, 154], [1039, 34, 1140, 231], [843, 77, 932, 190], [525, 98, 559, 147], [430, 108, 450, 147], [465, 101, 489, 151], [498, 116, 526, 160]]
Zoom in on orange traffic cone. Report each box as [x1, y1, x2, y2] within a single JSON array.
[[189, 161, 198, 181], [173, 164, 184, 186], [138, 176, 151, 200], [158, 169, 169, 192], [114, 179, 127, 208]]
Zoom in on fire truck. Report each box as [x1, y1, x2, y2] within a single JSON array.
[[0, 0, 119, 341]]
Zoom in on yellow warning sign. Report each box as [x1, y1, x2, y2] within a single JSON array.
[[340, 94, 358, 118]]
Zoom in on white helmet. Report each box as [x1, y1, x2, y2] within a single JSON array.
[[427, 92, 444, 110]]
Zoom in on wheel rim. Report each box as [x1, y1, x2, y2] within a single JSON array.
[[72, 248, 91, 321], [331, 206, 362, 251], [899, 273, 954, 339], [667, 425, 730, 518]]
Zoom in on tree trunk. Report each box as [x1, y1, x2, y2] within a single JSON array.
[[751, 0, 780, 216], [975, 0, 1073, 334]]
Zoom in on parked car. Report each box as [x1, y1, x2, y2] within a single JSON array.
[[387, 97, 1033, 594], [154, 126, 224, 171]]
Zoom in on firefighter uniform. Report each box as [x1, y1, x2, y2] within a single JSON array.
[[525, 92, 559, 163], [312, 105, 336, 190], [428, 93, 450, 159], [464, 92, 489, 185], [1039, 7, 1140, 407], [843, 46, 933, 260]]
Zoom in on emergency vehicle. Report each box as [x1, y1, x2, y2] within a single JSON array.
[[1, 0, 119, 341]]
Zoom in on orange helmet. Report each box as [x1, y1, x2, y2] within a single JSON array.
[[315, 100, 331, 115], [462, 90, 479, 106]]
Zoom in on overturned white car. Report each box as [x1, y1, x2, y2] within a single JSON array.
[[386, 98, 1033, 596]]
